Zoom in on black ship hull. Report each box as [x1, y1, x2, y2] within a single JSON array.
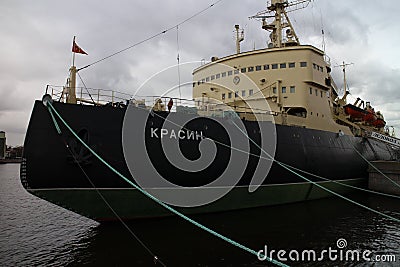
[[20, 101, 395, 221]]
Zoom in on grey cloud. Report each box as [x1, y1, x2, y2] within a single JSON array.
[[1, 0, 399, 145]]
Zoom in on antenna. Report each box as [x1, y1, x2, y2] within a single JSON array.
[[176, 26, 182, 104], [321, 13, 325, 54]]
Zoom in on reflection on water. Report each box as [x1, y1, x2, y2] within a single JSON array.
[[0, 164, 399, 266]]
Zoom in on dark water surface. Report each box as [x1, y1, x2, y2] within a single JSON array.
[[1, 164, 399, 266]]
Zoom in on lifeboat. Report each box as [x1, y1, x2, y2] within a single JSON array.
[[344, 104, 366, 120], [372, 118, 386, 128], [372, 111, 386, 128], [363, 109, 377, 122]]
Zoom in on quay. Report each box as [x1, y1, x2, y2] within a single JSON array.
[[368, 161, 400, 196]]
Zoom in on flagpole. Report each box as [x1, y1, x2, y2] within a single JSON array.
[[72, 36, 76, 67], [68, 36, 77, 104]]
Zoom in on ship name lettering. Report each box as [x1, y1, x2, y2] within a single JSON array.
[[150, 127, 204, 140]]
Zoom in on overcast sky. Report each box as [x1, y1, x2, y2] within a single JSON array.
[[1, 0, 399, 145]]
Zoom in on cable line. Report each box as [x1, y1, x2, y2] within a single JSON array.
[[77, 0, 224, 72]]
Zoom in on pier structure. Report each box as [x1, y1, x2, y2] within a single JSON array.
[[368, 161, 400, 196]]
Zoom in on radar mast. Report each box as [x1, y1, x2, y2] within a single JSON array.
[[250, 0, 311, 48]]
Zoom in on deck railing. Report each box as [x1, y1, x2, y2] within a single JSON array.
[[45, 85, 276, 118]]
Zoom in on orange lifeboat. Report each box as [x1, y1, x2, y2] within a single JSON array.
[[372, 111, 386, 128], [363, 102, 377, 124], [363, 109, 377, 122], [344, 104, 366, 120]]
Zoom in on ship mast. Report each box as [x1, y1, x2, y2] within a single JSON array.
[[66, 65, 77, 104], [335, 61, 353, 105], [338, 61, 353, 93], [67, 36, 87, 104], [235, 25, 244, 54], [250, 0, 310, 48]]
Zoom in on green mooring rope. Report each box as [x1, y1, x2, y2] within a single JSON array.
[[46, 102, 288, 267], [230, 121, 400, 224], [278, 161, 400, 200], [350, 142, 400, 190], [47, 105, 61, 135]]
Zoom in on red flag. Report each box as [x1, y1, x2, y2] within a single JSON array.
[[72, 38, 88, 55]]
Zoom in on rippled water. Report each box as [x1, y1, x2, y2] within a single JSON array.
[[0, 164, 399, 266]]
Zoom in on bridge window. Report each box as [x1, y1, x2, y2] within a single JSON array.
[[206, 77, 210, 82], [234, 69, 239, 74], [289, 62, 295, 68], [216, 73, 220, 79], [256, 65, 262, 71], [241, 68, 246, 73], [290, 86, 295, 93], [272, 64, 278, 69], [248, 66, 254, 72], [309, 87, 313, 94], [280, 63, 287, 69], [228, 70, 233, 76], [249, 89, 254, 96], [273, 87, 277, 94], [264, 64, 270, 70], [222, 72, 226, 77], [211, 75, 215, 80], [300, 62, 307, 67], [282, 86, 286, 93], [242, 90, 246, 97], [222, 93, 225, 100], [228, 92, 232, 98]]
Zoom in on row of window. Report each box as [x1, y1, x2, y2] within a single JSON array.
[[220, 86, 330, 100], [221, 86, 299, 100], [193, 61, 308, 87], [312, 63, 324, 72], [272, 86, 296, 94], [309, 87, 329, 98], [222, 89, 254, 100]]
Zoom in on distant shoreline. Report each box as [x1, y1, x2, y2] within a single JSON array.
[[0, 158, 22, 164]]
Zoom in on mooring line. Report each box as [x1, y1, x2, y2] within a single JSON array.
[[46, 101, 288, 267], [46, 101, 166, 266], [278, 161, 400, 200], [349, 141, 400, 189], [65, 139, 166, 266], [230, 121, 400, 223]]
